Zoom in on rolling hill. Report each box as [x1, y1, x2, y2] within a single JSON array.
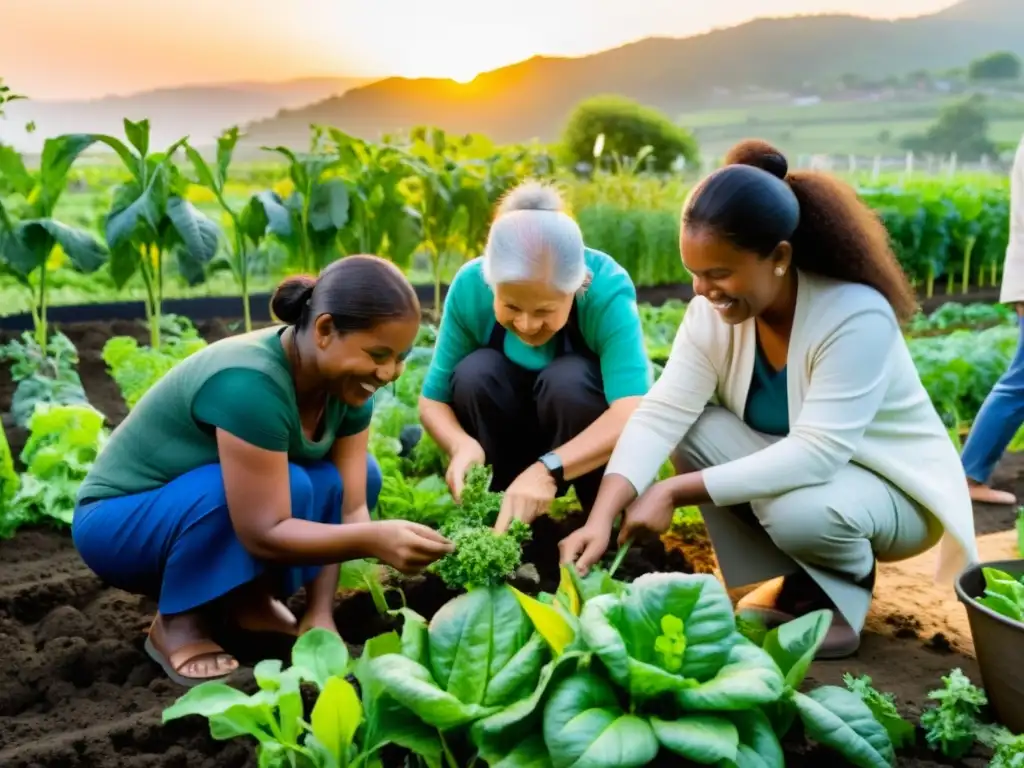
[[241, 0, 1024, 149], [0, 77, 374, 154]]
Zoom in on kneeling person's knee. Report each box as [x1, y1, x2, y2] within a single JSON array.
[[535, 356, 606, 421]]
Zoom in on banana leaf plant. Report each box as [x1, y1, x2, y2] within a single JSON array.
[[90, 119, 221, 348], [0, 136, 109, 347], [184, 127, 272, 332], [324, 126, 423, 271], [401, 127, 494, 316], [257, 127, 350, 274]]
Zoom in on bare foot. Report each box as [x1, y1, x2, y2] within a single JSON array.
[[968, 481, 1018, 506], [146, 612, 238, 684], [231, 591, 300, 636], [298, 609, 339, 636]]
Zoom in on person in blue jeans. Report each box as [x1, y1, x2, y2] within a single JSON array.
[[960, 136, 1024, 505]]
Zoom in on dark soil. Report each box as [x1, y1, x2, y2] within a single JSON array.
[[1, 317, 1021, 767]]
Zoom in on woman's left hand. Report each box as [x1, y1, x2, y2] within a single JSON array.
[[494, 462, 557, 533], [617, 481, 676, 546]]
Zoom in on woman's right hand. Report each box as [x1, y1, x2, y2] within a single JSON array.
[[367, 520, 455, 574], [558, 522, 612, 576], [446, 437, 485, 503]]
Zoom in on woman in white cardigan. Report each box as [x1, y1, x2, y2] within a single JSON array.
[[559, 139, 979, 660]]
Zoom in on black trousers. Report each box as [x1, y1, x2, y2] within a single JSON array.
[[450, 349, 609, 512]]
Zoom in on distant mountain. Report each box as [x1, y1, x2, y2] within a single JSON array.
[[0, 77, 375, 154], [241, 0, 1024, 148]]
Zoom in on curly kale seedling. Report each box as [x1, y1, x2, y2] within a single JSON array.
[[431, 465, 533, 590], [843, 673, 916, 749], [920, 668, 987, 759]]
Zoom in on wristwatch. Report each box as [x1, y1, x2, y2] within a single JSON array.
[[538, 452, 564, 485]]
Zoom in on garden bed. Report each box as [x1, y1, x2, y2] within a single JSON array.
[[2, 316, 1024, 766]]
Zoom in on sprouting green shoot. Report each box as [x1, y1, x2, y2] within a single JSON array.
[[654, 613, 686, 672]]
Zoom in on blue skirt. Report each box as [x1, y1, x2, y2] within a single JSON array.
[[71, 457, 382, 615]]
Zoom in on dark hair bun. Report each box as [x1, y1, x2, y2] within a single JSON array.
[[270, 275, 316, 325], [725, 139, 789, 180]]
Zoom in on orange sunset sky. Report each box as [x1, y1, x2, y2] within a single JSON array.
[[3, 0, 958, 100]]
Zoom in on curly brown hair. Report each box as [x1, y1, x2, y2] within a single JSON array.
[[685, 138, 918, 322]]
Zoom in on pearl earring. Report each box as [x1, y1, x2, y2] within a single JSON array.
[[774, 266, 786, 277]]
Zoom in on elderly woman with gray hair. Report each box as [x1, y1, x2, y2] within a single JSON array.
[[418, 180, 651, 530]]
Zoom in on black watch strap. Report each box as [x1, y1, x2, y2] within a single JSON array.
[[538, 452, 564, 485]]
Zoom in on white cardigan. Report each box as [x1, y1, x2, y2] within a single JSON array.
[[999, 135, 1024, 304], [606, 270, 979, 585]]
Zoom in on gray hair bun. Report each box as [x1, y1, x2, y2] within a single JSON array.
[[496, 180, 566, 215]]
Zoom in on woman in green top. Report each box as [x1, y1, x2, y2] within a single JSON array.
[[72, 255, 453, 686], [418, 180, 652, 531]]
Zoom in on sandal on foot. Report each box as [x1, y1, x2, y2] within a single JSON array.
[[144, 634, 238, 687]]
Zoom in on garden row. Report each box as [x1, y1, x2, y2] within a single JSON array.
[[0, 119, 1014, 352], [2, 308, 1024, 765]]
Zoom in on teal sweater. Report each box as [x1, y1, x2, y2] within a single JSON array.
[[422, 248, 652, 403]]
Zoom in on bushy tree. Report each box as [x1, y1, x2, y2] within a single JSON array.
[[561, 95, 699, 172], [901, 94, 997, 161], [968, 52, 1021, 81]]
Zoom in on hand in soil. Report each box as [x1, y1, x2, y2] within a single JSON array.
[[618, 482, 675, 545], [149, 612, 239, 680], [559, 523, 611, 575]]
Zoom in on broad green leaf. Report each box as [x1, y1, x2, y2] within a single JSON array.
[[163, 681, 253, 721], [166, 196, 220, 264], [252, 659, 283, 690], [291, 627, 350, 689], [649, 713, 739, 763], [123, 118, 149, 157], [470, 651, 583, 765], [487, 732, 553, 768], [428, 586, 547, 708], [543, 672, 659, 768], [722, 710, 785, 768], [105, 176, 162, 250], [308, 178, 350, 232], [354, 638, 443, 764], [675, 639, 785, 711], [794, 686, 895, 768], [107, 242, 139, 289], [216, 126, 240, 184], [37, 134, 99, 211], [368, 653, 498, 730], [15, 219, 108, 274], [0, 145, 34, 196], [580, 572, 736, 702], [398, 607, 431, 667], [310, 676, 362, 759], [508, 584, 577, 656], [185, 145, 220, 192], [761, 609, 832, 689], [251, 190, 294, 239]]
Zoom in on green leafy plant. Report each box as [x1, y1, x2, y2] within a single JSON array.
[[0, 330, 89, 428], [163, 628, 372, 767], [844, 673, 917, 750], [0, 137, 109, 346], [1, 403, 107, 538], [429, 465, 533, 590], [101, 326, 207, 409], [92, 118, 221, 348], [919, 668, 987, 759], [184, 127, 263, 331], [973, 566, 1024, 622]]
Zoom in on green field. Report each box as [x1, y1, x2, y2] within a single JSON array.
[[681, 95, 1024, 157]]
